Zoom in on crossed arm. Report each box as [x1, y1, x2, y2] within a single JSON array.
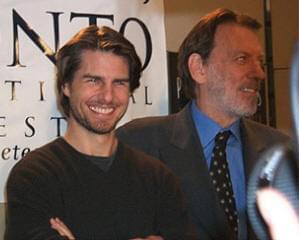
[[50, 217, 163, 240]]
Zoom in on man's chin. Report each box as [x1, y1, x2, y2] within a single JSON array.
[[240, 108, 258, 118], [93, 126, 115, 135], [231, 104, 257, 118], [83, 122, 116, 135]]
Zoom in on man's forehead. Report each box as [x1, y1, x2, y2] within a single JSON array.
[[213, 23, 263, 53], [215, 23, 258, 39]]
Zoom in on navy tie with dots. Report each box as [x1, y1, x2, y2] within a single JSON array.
[[209, 131, 238, 237]]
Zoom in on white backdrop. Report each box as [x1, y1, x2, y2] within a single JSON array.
[[0, 0, 168, 202]]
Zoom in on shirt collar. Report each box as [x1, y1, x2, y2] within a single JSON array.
[[191, 100, 241, 147]]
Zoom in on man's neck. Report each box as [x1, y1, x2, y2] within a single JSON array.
[[64, 124, 118, 157], [195, 99, 239, 128]]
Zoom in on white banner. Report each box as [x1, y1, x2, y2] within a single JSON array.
[[0, 0, 168, 202]]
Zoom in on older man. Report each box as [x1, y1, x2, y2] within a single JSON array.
[[117, 8, 291, 240]]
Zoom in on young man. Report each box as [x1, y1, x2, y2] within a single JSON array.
[[117, 8, 291, 240], [5, 25, 188, 240]]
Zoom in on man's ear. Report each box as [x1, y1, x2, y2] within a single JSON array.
[[62, 83, 70, 97], [188, 53, 207, 84]]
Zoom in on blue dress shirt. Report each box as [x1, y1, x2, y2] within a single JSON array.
[[191, 101, 247, 240]]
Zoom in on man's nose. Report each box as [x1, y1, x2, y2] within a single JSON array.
[[100, 83, 114, 102], [252, 60, 266, 81]]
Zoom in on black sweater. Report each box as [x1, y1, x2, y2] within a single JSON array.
[[5, 138, 188, 240]]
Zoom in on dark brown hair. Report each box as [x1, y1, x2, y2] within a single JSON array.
[[56, 25, 142, 117]]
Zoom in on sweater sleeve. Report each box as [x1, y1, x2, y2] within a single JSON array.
[[5, 155, 68, 240]]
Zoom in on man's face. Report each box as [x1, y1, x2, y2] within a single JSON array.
[[199, 23, 265, 121], [63, 50, 130, 135]]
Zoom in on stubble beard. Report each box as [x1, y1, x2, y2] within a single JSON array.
[[69, 103, 125, 135], [206, 74, 258, 119]]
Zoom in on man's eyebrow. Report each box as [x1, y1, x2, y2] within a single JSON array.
[[114, 78, 129, 81], [82, 74, 101, 79], [82, 74, 129, 82]]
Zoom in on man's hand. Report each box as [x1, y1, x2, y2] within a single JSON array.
[[130, 236, 163, 240], [50, 217, 163, 240], [257, 188, 299, 240], [50, 217, 75, 240]]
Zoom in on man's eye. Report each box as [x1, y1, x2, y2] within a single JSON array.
[[114, 80, 128, 86], [86, 78, 99, 84], [236, 56, 247, 64], [88, 78, 96, 82]]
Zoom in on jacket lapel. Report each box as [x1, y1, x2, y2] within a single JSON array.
[[160, 104, 233, 239], [240, 118, 268, 240], [240, 118, 267, 181]]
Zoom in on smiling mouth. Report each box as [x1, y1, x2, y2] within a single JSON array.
[[89, 106, 114, 114]]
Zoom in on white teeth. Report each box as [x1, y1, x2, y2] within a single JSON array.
[[90, 106, 113, 114], [242, 88, 256, 93]]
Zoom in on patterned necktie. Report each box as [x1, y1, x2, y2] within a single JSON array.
[[209, 131, 238, 237]]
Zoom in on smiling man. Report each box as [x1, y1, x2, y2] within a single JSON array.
[[117, 8, 291, 240], [5, 26, 188, 240]]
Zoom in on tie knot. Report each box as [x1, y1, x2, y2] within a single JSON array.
[[215, 131, 231, 145]]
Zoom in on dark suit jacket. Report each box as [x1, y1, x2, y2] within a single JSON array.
[[116, 103, 291, 240]]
